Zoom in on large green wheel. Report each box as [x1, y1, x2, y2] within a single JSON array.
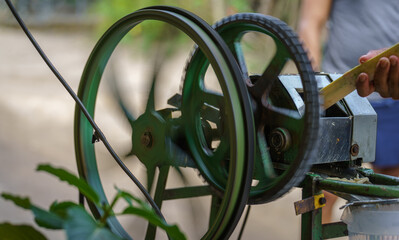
[[74, 7, 255, 239], [186, 13, 320, 204]]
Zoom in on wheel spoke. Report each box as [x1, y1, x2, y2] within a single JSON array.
[[256, 130, 277, 179], [200, 89, 224, 126], [262, 101, 302, 127], [145, 166, 169, 240], [202, 89, 224, 109], [232, 41, 249, 78], [145, 73, 157, 114], [145, 47, 164, 114], [117, 96, 136, 125], [208, 136, 229, 170], [250, 47, 289, 98], [146, 165, 156, 194], [107, 64, 136, 125]]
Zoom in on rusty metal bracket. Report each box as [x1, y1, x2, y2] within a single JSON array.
[[294, 193, 326, 215]]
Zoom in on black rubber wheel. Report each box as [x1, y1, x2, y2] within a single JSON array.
[[185, 13, 320, 204]]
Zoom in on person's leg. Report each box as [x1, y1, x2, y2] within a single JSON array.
[[370, 102, 399, 177]]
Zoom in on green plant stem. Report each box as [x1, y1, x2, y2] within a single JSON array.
[[99, 193, 121, 225]]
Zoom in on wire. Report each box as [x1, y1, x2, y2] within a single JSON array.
[[4, 0, 164, 221]]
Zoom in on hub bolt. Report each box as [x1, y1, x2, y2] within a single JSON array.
[[141, 131, 153, 148], [270, 127, 291, 152]]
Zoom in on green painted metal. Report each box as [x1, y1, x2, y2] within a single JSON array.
[[74, 6, 255, 240], [317, 177, 399, 198], [358, 168, 399, 185], [301, 175, 323, 240], [163, 186, 212, 200], [145, 166, 169, 240], [207, 13, 319, 204], [209, 196, 223, 229], [322, 222, 348, 239], [300, 171, 399, 239]]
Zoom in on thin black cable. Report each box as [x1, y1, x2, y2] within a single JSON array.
[[4, 0, 164, 220], [237, 205, 251, 240]]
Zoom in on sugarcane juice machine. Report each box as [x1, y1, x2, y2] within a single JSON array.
[[73, 7, 399, 239]]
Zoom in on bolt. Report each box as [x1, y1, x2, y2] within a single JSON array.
[[270, 128, 291, 152], [350, 144, 359, 156], [319, 197, 327, 205], [141, 131, 153, 148]]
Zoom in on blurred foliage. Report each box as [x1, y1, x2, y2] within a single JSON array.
[[268, 0, 301, 29], [1, 164, 186, 240], [90, 0, 252, 52], [89, 0, 301, 53]]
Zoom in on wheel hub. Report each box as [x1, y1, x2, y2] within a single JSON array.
[[131, 111, 167, 167], [140, 130, 153, 149]]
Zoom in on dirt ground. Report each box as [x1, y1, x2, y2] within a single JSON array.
[[0, 25, 348, 239]]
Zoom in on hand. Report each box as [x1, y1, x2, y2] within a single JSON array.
[[356, 48, 399, 99]]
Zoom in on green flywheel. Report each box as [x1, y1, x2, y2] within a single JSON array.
[[74, 6, 255, 240]]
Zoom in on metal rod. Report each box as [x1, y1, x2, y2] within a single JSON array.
[[358, 168, 399, 185], [163, 185, 212, 200], [317, 178, 399, 198]]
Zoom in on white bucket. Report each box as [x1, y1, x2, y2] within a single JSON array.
[[341, 200, 399, 240]]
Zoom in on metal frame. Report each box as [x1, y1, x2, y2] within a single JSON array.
[[300, 170, 399, 239]]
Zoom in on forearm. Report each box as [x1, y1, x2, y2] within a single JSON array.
[[298, 24, 323, 70], [298, 0, 332, 71]]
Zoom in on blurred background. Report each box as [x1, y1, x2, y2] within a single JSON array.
[[0, 0, 346, 239]]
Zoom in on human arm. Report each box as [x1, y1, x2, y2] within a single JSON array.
[[297, 0, 332, 71], [356, 48, 399, 99]]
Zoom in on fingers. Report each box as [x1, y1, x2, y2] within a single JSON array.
[[356, 72, 374, 97], [389, 55, 399, 99], [356, 47, 399, 99], [374, 57, 391, 97], [358, 55, 399, 98], [359, 48, 387, 64]]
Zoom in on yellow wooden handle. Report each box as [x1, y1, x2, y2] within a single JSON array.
[[320, 42, 399, 109]]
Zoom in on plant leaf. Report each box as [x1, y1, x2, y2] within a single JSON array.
[[64, 205, 123, 240], [37, 164, 100, 205], [2, 193, 65, 229], [1, 193, 31, 209], [31, 205, 65, 229], [123, 206, 186, 240], [49, 201, 79, 219], [0, 222, 47, 240], [114, 187, 149, 210]]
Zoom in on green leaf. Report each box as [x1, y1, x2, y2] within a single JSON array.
[[123, 206, 186, 240], [116, 187, 186, 239], [49, 201, 79, 219], [1, 193, 65, 229], [37, 164, 100, 205], [114, 187, 149, 209], [1, 193, 31, 209], [31, 205, 65, 229], [64, 206, 123, 240], [0, 222, 47, 240]]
